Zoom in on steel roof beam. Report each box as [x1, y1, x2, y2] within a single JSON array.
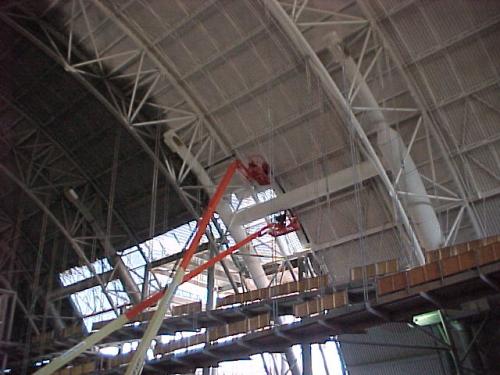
[[3, 13, 239, 341], [90, 0, 272, 337], [327, 32, 444, 250], [0, 11, 222, 248], [93, 0, 231, 157]]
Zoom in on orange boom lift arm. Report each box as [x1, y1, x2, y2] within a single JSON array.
[[36, 158, 298, 375]]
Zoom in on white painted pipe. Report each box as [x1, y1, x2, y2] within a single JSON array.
[[233, 161, 378, 226], [326, 33, 443, 251]]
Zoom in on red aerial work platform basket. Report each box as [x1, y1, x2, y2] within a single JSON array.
[[239, 155, 271, 186], [269, 215, 300, 237]]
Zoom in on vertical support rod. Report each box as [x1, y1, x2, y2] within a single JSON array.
[[318, 344, 331, 375], [298, 258, 311, 375], [206, 248, 216, 310], [439, 311, 463, 375], [335, 341, 348, 375], [202, 246, 216, 375], [301, 344, 312, 375]]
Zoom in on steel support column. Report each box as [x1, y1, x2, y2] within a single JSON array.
[[301, 344, 312, 375], [299, 258, 311, 375], [203, 247, 216, 375]]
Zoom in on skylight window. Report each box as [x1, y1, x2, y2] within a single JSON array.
[[59, 217, 222, 330], [60, 258, 112, 286], [70, 279, 129, 331]]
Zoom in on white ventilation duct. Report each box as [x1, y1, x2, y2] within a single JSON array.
[[326, 32, 444, 251], [233, 161, 378, 226]]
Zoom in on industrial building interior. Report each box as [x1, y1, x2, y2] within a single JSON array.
[[1, 0, 500, 374]]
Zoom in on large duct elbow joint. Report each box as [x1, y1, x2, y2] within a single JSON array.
[[164, 130, 185, 155]]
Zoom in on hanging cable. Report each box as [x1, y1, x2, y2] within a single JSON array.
[[339, 40, 370, 302]]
